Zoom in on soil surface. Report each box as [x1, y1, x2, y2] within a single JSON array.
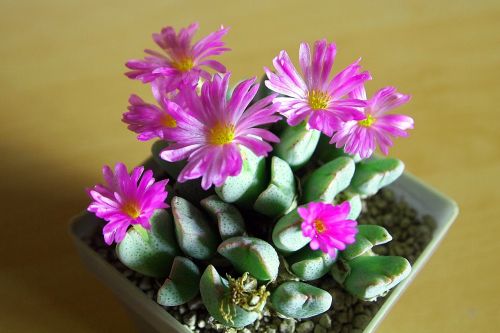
[[86, 188, 435, 333]]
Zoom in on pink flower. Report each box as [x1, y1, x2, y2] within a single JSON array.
[[299, 201, 358, 257], [265, 39, 371, 136], [159, 73, 281, 190], [330, 86, 413, 159], [87, 163, 169, 245], [126, 23, 230, 92], [122, 93, 184, 141]]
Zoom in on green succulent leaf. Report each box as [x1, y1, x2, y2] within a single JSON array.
[[274, 122, 321, 170], [332, 255, 411, 301], [215, 146, 267, 208], [302, 157, 355, 203], [218, 236, 280, 281], [151, 140, 186, 179], [341, 225, 392, 260], [116, 209, 180, 278], [270, 281, 332, 319], [200, 195, 246, 240], [171, 196, 219, 260], [157, 256, 200, 306], [287, 246, 336, 281], [272, 209, 310, 253], [254, 156, 296, 217], [200, 265, 260, 328], [349, 158, 405, 196]]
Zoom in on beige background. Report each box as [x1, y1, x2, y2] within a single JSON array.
[[1, 1, 499, 332]]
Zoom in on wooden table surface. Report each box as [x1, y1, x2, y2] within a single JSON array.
[[1, 1, 499, 332]]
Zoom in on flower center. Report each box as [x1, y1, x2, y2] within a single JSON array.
[[314, 219, 327, 233], [122, 201, 141, 219], [358, 114, 376, 127], [209, 123, 236, 145], [161, 113, 177, 128], [308, 90, 330, 110], [173, 57, 194, 72]]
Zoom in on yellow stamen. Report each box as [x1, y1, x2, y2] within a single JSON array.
[[209, 123, 236, 145], [308, 90, 330, 110], [314, 219, 327, 233], [358, 114, 376, 127], [173, 57, 194, 72], [122, 202, 141, 219], [161, 113, 177, 128]]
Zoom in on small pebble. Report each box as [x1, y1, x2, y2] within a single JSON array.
[[318, 314, 331, 329], [279, 319, 295, 333], [337, 311, 348, 324], [353, 314, 371, 329], [183, 313, 196, 328], [313, 326, 326, 333], [296, 321, 314, 333]]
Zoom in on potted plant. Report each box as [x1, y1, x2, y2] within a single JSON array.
[[70, 23, 458, 333]]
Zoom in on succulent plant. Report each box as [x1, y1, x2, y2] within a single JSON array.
[[86, 23, 417, 331], [111, 119, 412, 328]]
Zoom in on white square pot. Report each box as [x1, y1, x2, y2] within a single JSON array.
[[70, 171, 458, 333]]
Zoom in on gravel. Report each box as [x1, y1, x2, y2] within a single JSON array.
[[88, 188, 435, 333]]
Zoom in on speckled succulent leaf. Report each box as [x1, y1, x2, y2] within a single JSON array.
[[302, 157, 355, 203], [171, 196, 219, 260], [274, 122, 321, 170], [200, 265, 260, 328], [349, 158, 405, 196], [215, 146, 267, 208], [151, 140, 186, 179], [116, 209, 180, 278], [254, 156, 297, 217], [314, 134, 362, 164], [341, 225, 392, 260], [200, 195, 246, 240], [272, 209, 310, 253], [332, 255, 411, 301], [270, 281, 332, 319], [287, 246, 336, 281], [157, 256, 201, 306], [218, 236, 280, 281]]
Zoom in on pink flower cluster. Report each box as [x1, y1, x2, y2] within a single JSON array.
[[265, 40, 413, 159], [88, 23, 414, 251]]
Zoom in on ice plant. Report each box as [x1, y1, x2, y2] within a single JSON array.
[[330, 86, 413, 158], [87, 163, 169, 245], [125, 23, 229, 92], [123, 94, 184, 141], [265, 39, 371, 136], [83, 24, 418, 330], [159, 73, 281, 189], [299, 201, 358, 257]]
